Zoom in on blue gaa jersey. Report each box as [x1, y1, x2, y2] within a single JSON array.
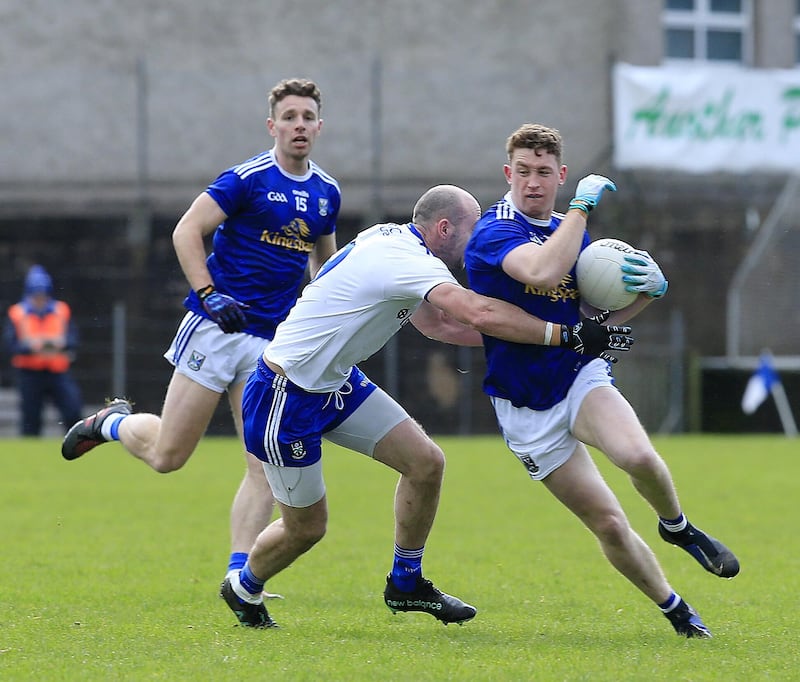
[[464, 192, 594, 410], [183, 149, 340, 340]]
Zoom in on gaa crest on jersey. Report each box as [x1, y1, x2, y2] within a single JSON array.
[[318, 198, 329, 216], [187, 350, 206, 372], [289, 440, 307, 460]]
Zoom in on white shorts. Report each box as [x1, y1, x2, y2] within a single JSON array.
[[163, 312, 268, 393], [491, 358, 615, 481], [261, 386, 409, 508]]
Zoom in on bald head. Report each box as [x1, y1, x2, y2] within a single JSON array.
[[412, 185, 481, 270], [412, 185, 479, 228]]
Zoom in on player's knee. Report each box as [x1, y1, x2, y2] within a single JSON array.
[[592, 511, 630, 547], [410, 440, 445, 482], [300, 524, 326, 550], [151, 448, 192, 473], [622, 447, 661, 478], [287, 517, 327, 551]]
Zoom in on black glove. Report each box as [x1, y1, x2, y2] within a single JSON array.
[[560, 311, 634, 363], [197, 286, 249, 334]]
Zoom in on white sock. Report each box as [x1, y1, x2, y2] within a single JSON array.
[[230, 570, 263, 605], [100, 414, 127, 441], [227, 569, 283, 600]]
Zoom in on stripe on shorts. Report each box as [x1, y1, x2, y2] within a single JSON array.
[[264, 373, 288, 466], [173, 313, 204, 364]]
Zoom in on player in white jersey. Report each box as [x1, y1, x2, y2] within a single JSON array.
[[464, 123, 739, 638], [61, 78, 340, 599], [219, 183, 634, 628]]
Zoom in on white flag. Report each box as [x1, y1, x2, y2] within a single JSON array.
[[741, 354, 779, 415]]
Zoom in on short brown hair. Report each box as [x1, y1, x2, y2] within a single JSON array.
[[506, 124, 563, 165], [268, 78, 322, 117]]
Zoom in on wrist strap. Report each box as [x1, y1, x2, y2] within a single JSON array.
[[568, 198, 592, 215], [544, 322, 554, 346], [196, 284, 215, 301], [559, 324, 569, 346]]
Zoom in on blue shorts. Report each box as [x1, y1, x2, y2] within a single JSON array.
[[243, 357, 379, 467]]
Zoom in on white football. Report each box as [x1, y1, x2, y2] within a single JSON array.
[[576, 238, 638, 311]]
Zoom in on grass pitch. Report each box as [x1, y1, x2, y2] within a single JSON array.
[[1, 434, 798, 680]]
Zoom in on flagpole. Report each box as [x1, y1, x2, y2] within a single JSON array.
[[771, 382, 798, 437], [741, 349, 798, 438]]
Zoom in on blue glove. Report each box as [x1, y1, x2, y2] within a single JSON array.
[[568, 174, 617, 215], [198, 287, 249, 333], [621, 250, 668, 298]]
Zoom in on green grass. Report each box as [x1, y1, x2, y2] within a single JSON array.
[[1, 434, 798, 680]]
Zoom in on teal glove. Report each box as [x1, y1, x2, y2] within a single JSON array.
[[568, 174, 617, 215], [621, 250, 668, 298]]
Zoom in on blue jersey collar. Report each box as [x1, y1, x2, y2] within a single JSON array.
[[407, 223, 430, 253]]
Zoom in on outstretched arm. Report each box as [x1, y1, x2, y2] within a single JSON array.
[[418, 282, 547, 345], [410, 299, 484, 346], [412, 282, 633, 361]]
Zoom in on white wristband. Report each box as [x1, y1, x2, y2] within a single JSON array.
[[544, 322, 554, 346]]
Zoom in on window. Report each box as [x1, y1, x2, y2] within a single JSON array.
[[663, 0, 752, 64]]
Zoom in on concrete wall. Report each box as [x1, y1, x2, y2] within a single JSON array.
[[3, 0, 796, 216], [0, 0, 649, 215]]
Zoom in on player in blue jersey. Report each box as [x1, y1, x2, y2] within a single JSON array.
[[61, 78, 340, 596], [217, 184, 633, 629], [464, 123, 739, 638]]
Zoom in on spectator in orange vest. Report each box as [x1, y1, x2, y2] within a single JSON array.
[[4, 265, 82, 436]]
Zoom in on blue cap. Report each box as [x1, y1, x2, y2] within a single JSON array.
[[24, 265, 53, 295]]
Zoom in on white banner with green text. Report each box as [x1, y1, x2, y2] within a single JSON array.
[[613, 63, 800, 173]]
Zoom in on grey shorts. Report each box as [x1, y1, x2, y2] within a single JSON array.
[[262, 386, 409, 508]]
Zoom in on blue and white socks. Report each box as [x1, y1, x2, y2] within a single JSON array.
[[100, 414, 127, 441], [391, 544, 424, 592], [658, 591, 682, 614], [659, 512, 688, 534], [229, 561, 265, 604]]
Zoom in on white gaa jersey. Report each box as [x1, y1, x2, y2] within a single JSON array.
[[264, 222, 458, 392]]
